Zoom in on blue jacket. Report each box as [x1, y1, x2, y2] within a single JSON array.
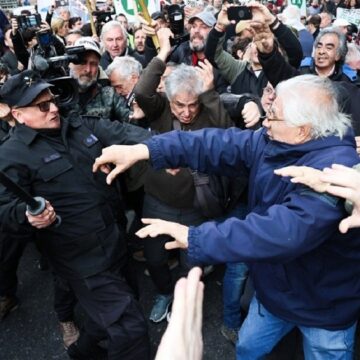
[[144, 127, 360, 330]]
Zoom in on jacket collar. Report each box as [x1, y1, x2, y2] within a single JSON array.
[[262, 128, 356, 159], [12, 123, 40, 145], [12, 116, 82, 145]]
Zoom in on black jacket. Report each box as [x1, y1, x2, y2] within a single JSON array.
[[0, 116, 150, 279]]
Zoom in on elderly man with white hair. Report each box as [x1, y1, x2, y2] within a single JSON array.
[[99, 20, 146, 70], [105, 56, 143, 99], [93, 74, 360, 360]]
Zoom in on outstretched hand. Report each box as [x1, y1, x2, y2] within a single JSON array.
[[155, 267, 204, 360], [274, 165, 329, 193], [275, 164, 360, 234], [136, 218, 189, 250], [321, 164, 360, 233], [93, 144, 150, 185]]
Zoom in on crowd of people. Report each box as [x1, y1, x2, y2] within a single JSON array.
[[0, 0, 359, 359]]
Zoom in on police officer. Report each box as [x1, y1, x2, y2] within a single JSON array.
[[0, 104, 29, 322], [0, 70, 151, 359]]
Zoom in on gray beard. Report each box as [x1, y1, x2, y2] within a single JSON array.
[[70, 68, 98, 92], [77, 78, 97, 92], [189, 42, 205, 53]]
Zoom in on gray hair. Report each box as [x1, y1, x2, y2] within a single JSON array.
[[105, 56, 142, 78], [164, 64, 204, 101], [100, 20, 127, 41], [314, 27, 348, 63], [276, 74, 351, 139], [345, 43, 360, 65]]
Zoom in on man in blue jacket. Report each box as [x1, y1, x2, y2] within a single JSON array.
[[93, 74, 360, 359]]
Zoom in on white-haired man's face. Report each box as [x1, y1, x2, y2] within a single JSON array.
[[262, 96, 311, 144], [102, 27, 127, 59]]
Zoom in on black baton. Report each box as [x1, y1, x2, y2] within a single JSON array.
[[0, 171, 61, 227]]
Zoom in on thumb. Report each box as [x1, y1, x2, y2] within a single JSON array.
[[338, 215, 358, 234], [165, 241, 181, 250]]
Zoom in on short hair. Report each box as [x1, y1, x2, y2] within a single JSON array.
[[276, 74, 351, 139], [320, 11, 332, 21], [133, 26, 144, 37], [100, 20, 127, 41], [51, 17, 67, 34], [345, 43, 360, 64], [314, 27, 348, 63], [22, 27, 37, 45], [69, 16, 81, 29], [105, 56, 142, 78], [231, 37, 252, 59], [307, 14, 321, 28], [164, 64, 204, 101], [116, 13, 128, 20]]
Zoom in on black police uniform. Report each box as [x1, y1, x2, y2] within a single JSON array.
[[0, 122, 32, 305], [0, 115, 151, 359]]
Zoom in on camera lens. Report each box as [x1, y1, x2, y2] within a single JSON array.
[[238, 10, 244, 18]]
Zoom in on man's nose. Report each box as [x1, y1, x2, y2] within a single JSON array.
[[183, 107, 190, 117], [50, 102, 58, 112], [262, 117, 270, 128]]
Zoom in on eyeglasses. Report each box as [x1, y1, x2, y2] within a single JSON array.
[[30, 96, 59, 112], [265, 104, 284, 122], [262, 86, 276, 96]]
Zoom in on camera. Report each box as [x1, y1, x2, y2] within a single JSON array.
[[165, 4, 190, 46], [92, 10, 115, 35], [227, 6, 252, 22], [36, 29, 54, 51], [32, 46, 88, 108], [16, 14, 41, 30]]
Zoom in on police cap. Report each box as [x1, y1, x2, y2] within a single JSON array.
[[0, 70, 53, 108]]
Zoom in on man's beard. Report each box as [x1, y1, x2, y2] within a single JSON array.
[[77, 77, 97, 91], [70, 69, 97, 91], [189, 35, 206, 52]]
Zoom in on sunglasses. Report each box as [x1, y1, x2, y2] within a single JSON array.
[[30, 95, 59, 112]]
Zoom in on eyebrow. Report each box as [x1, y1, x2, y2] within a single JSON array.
[[317, 41, 335, 48]]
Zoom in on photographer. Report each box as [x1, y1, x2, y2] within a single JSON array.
[[10, 17, 66, 71], [68, 37, 130, 122], [1, 25, 23, 75]]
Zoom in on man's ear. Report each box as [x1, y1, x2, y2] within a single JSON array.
[[11, 108, 24, 124], [296, 125, 312, 144]]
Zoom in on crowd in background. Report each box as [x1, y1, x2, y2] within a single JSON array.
[[0, 0, 359, 359]]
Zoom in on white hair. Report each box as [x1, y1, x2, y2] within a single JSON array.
[[345, 43, 360, 65], [100, 20, 127, 41], [164, 64, 204, 101], [105, 56, 142, 78], [276, 75, 352, 139]]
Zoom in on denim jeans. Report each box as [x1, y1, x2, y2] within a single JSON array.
[[222, 204, 249, 329], [223, 262, 249, 329], [236, 296, 357, 360]]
